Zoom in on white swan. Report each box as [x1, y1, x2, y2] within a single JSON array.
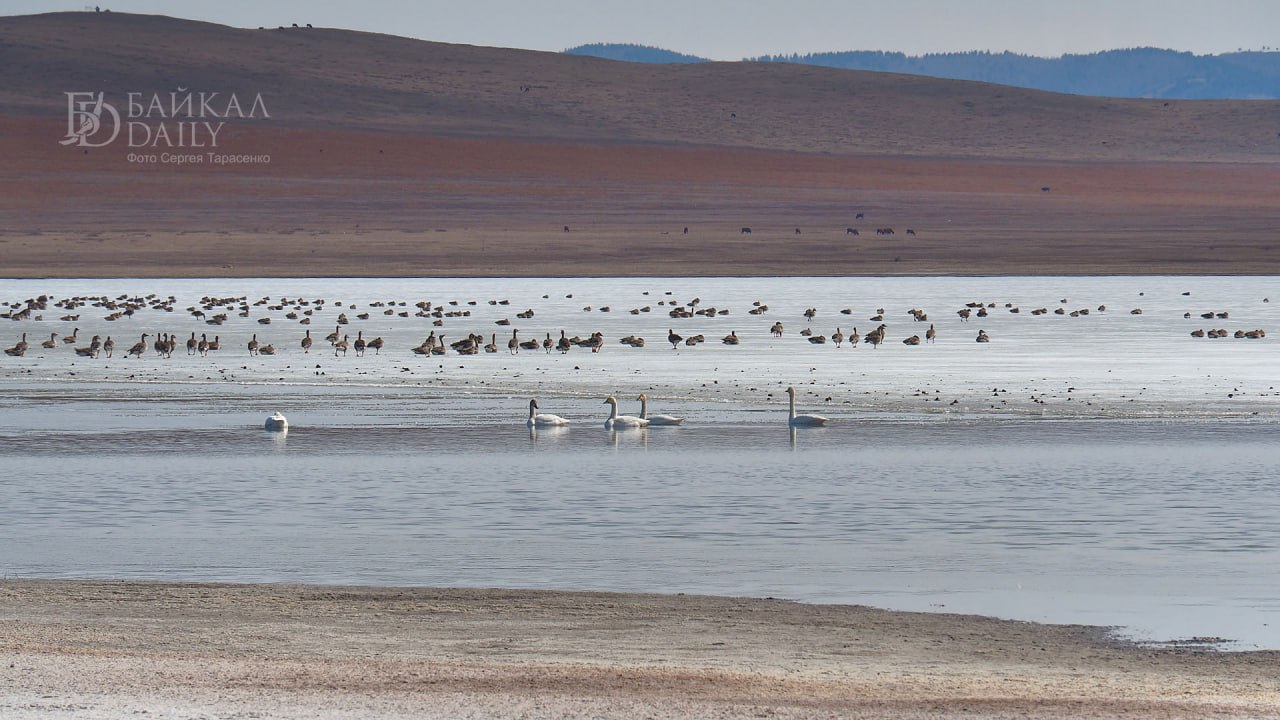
[[785, 386, 828, 427], [264, 412, 288, 431], [637, 393, 683, 426], [528, 398, 570, 427], [604, 395, 648, 429]]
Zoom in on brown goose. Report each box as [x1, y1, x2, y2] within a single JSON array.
[[126, 333, 149, 358], [76, 335, 103, 358], [4, 333, 28, 357]]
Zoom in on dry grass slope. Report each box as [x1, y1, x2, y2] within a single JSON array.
[[1, 11, 1279, 277], [3, 11, 1279, 161]]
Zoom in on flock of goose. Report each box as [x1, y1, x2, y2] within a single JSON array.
[[1, 290, 1270, 374]]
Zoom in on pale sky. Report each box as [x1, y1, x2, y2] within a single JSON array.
[[7, 0, 1279, 59]]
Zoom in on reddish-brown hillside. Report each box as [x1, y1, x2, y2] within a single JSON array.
[[1, 11, 1278, 277]]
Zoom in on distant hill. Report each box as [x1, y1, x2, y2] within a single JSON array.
[[750, 48, 1280, 100], [565, 43, 708, 64], [571, 44, 1280, 99], [2, 12, 1278, 163]]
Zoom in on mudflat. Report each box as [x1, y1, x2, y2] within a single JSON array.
[[4, 118, 1280, 277], [1, 580, 1277, 718]]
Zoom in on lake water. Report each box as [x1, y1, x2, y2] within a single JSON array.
[[1, 276, 1278, 649]]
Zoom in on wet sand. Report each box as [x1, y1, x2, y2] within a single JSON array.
[[1, 580, 1277, 718]]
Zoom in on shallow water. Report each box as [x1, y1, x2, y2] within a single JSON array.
[[2, 276, 1279, 649], [0, 384, 1277, 649]]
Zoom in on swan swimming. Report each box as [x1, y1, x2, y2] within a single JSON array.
[[264, 412, 288, 431], [527, 398, 570, 427], [785, 386, 828, 427], [604, 395, 648, 429], [636, 393, 683, 426]]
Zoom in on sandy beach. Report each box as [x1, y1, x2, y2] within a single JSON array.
[[1, 580, 1277, 719]]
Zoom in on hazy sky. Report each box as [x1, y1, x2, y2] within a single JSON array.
[[9, 0, 1280, 59]]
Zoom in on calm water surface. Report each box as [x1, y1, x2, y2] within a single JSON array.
[[1, 386, 1277, 649]]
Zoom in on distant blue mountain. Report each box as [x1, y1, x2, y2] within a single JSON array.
[[565, 44, 1280, 99], [564, 43, 708, 64], [750, 48, 1280, 99]]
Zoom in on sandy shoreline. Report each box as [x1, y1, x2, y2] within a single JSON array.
[[1, 580, 1276, 718]]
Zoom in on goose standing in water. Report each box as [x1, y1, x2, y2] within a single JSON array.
[[41, 332, 59, 349], [603, 395, 648, 429], [785, 386, 828, 427], [527, 399, 570, 427], [100, 336, 112, 358], [301, 329, 313, 353], [637, 394, 683, 426]]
